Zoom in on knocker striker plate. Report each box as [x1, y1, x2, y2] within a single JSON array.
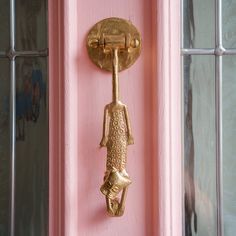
[[86, 17, 141, 72]]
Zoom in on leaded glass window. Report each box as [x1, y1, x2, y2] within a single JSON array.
[[182, 0, 236, 235], [0, 1, 48, 235]]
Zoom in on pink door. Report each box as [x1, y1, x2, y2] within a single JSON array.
[[49, 0, 182, 235]]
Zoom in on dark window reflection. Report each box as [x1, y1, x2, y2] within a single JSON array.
[[0, 0, 10, 51], [0, 59, 10, 236], [15, 58, 48, 236], [16, 0, 48, 51]]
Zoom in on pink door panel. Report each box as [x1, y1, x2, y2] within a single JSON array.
[[49, 0, 182, 235]]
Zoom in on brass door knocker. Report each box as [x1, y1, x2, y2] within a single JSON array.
[[87, 17, 141, 217]]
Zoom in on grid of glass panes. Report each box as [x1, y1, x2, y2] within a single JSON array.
[[0, 0, 48, 236], [182, 0, 236, 236]]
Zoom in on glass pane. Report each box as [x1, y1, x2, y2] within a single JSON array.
[[222, 56, 236, 235], [183, 0, 215, 48], [222, 0, 236, 48], [15, 57, 48, 236], [0, 0, 10, 51], [183, 56, 217, 236], [16, 0, 48, 51], [0, 59, 10, 236]]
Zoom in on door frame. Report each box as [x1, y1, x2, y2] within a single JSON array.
[[48, 0, 182, 235], [48, 0, 65, 235]]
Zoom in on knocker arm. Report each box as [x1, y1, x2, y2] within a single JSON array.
[[124, 106, 134, 145], [100, 106, 109, 147]]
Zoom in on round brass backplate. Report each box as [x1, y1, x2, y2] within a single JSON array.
[[86, 17, 141, 72]]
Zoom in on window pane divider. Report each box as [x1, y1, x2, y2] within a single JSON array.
[[215, 0, 223, 234], [181, 48, 215, 55], [182, 48, 236, 56], [9, 0, 16, 234], [0, 52, 7, 57], [215, 55, 223, 236], [182, 0, 224, 235], [0, 49, 48, 59], [7, 0, 48, 235]]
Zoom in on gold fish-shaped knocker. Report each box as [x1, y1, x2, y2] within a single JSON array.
[[87, 17, 141, 216]]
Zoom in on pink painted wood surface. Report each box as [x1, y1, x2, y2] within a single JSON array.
[[63, 1, 158, 235], [155, 0, 182, 235], [49, 0, 182, 235]]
